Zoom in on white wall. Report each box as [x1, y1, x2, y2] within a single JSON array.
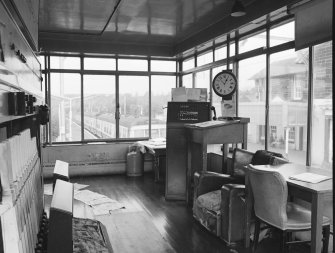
[[42, 142, 153, 178]]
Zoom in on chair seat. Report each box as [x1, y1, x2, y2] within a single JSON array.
[[266, 202, 330, 230], [196, 190, 221, 213]]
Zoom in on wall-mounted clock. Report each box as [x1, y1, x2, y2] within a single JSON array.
[[212, 70, 237, 100]]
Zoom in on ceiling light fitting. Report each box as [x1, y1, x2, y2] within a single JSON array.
[[231, 0, 246, 17]]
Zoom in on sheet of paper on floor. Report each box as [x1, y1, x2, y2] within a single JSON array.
[[92, 202, 125, 216], [44, 184, 53, 196]]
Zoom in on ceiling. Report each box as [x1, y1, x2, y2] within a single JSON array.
[[38, 0, 299, 57]]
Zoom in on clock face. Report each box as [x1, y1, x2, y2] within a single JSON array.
[[212, 71, 237, 98]]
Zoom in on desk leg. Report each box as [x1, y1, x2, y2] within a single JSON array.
[[153, 154, 159, 182], [311, 193, 323, 253]]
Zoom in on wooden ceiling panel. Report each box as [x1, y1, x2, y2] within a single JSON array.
[[39, 0, 298, 56]]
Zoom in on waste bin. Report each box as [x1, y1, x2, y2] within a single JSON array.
[[126, 144, 144, 176]]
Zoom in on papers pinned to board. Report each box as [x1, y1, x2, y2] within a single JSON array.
[[289, 173, 331, 184]]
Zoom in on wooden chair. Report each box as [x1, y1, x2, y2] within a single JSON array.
[[248, 164, 330, 253]]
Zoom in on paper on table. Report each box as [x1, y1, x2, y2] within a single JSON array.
[[189, 120, 230, 128], [289, 173, 331, 184]]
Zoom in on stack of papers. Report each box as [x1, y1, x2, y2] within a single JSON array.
[[289, 173, 331, 184]]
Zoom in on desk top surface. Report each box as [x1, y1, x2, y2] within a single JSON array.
[[250, 163, 332, 194], [137, 139, 166, 149]]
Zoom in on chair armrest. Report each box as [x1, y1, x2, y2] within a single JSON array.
[[194, 171, 239, 198], [221, 184, 246, 203]]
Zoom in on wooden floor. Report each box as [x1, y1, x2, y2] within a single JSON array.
[[66, 172, 310, 253]]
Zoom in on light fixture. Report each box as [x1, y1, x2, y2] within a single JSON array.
[[231, 0, 246, 17]]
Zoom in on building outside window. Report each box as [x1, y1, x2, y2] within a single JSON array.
[[268, 49, 308, 164], [83, 75, 116, 139], [311, 41, 333, 171], [238, 55, 266, 152], [119, 76, 149, 138], [50, 73, 81, 142]]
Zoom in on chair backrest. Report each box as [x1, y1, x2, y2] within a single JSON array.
[[228, 148, 287, 182], [247, 164, 288, 229], [228, 148, 254, 180]]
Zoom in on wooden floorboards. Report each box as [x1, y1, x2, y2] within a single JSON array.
[[66, 173, 310, 253], [67, 173, 242, 253]]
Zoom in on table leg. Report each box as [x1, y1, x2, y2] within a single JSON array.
[[244, 173, 252, 248], [311, 193, 323, 253]]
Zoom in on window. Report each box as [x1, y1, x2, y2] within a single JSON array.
[[83, 75, 116, 139], [183, 57, 195, 71], [238, 55, 266, 152], [50, 56, 80, 69], [182, 74, 193, 88], [151, 76, 175, 138], [50, 73, 81, 142], [84, 58, 116, 70], [119, 76, 149, 138], [229, 43, 235, 57], [214, 46, 227, 61], [197, 51, 213, 66], [151, 60, 176, 72], [239, 31, 266, 54], [268, 49, 308, 164], [311, 41, 333, 170], [118, 59, 148, 71], [270, 21, 294, 47], [195, 70, 210, 101]]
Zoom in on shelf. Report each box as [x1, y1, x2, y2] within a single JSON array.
[[0, 113, 36, 125]]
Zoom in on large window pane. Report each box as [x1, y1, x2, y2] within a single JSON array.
[[239, 31, 266, 54], [119, 76, 149, 138], [311, 41, 333, 170], [38, 56, 45, 70], [83, 75, 116, 139], [50, 73, 81, 142], [118, 59, 148, 71], [214, 46, 227, 61], [238, 55, 266, 152], [195, 70, 210, 101], [50, 56, 80, 69], [151, 60, 176, 72], [197, 51, 213, 66], [151, 76, 175, 138], [270, 21, 294, 47], [183, 57, 195, 71], [268, 49, 309, 164], [229, 43, 235, 57], [182, 74, 193, 88], [84, 58, 116, 70]]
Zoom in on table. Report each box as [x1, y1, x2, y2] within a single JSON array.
[[244, 163, 333, 253], [185, 118, 249, 203], [137, 139, 166, 182]]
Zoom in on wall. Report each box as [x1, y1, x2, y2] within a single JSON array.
[[42, 142, 154, 178]]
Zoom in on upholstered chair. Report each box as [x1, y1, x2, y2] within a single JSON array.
[[248, 164, 330, 253], [192, 148, 288, 245]]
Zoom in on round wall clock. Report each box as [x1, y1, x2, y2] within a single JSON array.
[[212, 70, 237, 100]]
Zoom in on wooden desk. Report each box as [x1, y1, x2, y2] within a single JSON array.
[[185, 118, 249, 202], [245, 163, 333, 253], [137, 140, 166, 182]]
